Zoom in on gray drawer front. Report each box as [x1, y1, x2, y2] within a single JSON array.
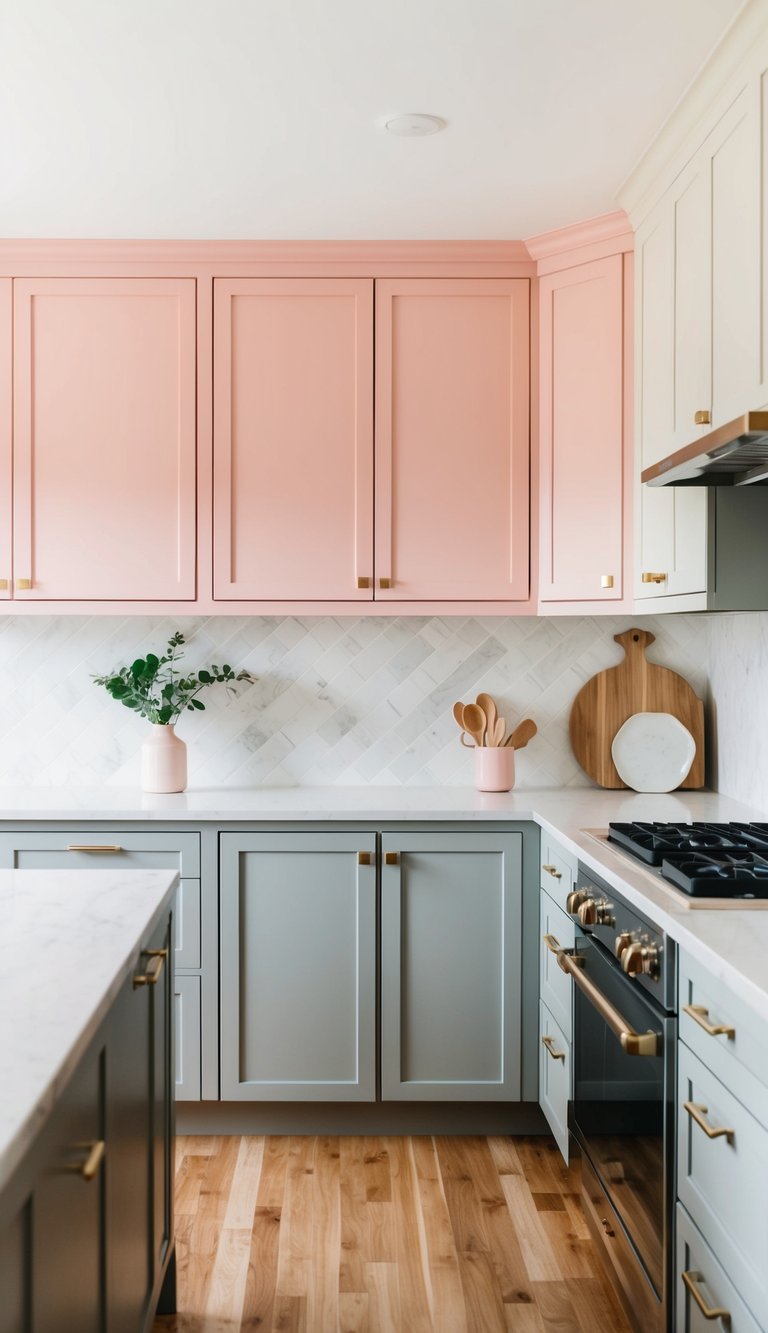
[[174, 975, 201, 1101], [539, 999, 570, 1164], [676, 1204, 761, 1333], [539, 833, 577, 912], [678, 1041, 768, 1327], [173, 880, 201, 972], [679, 948, 768, 1125], [0, 830, 200, 878], [539, 890, 574, 1040]]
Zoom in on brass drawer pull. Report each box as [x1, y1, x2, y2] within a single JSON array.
[[15, 577, 31, 591], [66, 844, 123, 853], [681, 1269, 730, 1321], [67, 1140, 105, 1182], [133, 948, 168, 989], [684, 1101, 734, 1142], [541, 1035, 565, 1062], [358, 852, 371, 865], [542, 864, 562, 879], [684, 1004, 735, 1039], [641, 571, 667, 584], [384, 851, 398, 866], [543, 933, 561, 954], [694, 410, 712, 426]]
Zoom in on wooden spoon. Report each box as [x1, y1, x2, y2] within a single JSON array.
[[476, 693, 497, 743], [505, 718, 537, 750], [492, 717, 505, 747], [452, 701, 467, 731], [462, 702, 487, 748]]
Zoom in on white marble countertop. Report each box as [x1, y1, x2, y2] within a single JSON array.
[[0, 867, 178, 1194]]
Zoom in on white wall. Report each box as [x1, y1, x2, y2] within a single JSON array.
[[706, 612, 768, 816], [0, 613, 709, 789]]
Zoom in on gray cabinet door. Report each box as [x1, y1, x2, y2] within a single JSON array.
[[381, 831, 523, 1101], [220, 833, 376, 1101], [174, 975, 201, 1101]]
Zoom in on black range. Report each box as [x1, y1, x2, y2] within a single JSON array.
[[608, 820, 768, 898]]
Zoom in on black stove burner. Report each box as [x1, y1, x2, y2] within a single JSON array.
[[608, 821, 768, 898]]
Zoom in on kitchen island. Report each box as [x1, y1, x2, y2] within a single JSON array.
[[0, 866, 178, 1332]]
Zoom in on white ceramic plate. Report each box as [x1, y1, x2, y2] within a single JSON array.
[[611, 711, 696, 793]]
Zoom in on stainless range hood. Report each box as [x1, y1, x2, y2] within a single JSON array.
[[641, 411, 768, 486]]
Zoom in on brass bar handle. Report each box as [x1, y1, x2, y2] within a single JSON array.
[[133, 948, 168, 989], [66, 844, 123, 853], [641, 572, 667, 584], [15, 578, 31, 591], [541, 1035, 565, 1062], [556, 948, 659, 1056], [694, 410, 712, 426], [543, 933, 562, 954], [67, 1140, 105, 1181], [356, 576, 370, 589], [681, 1270, 731, 1321], [683, 1101, 734, 1143], [683, 1004, 735, 1039], [542, 864, 562, 879]]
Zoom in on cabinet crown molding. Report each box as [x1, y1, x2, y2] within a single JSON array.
[[524, 210, 633, 264]]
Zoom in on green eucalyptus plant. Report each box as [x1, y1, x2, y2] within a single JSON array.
[[93, 631, 255, 726]]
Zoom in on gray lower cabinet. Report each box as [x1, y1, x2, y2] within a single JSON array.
[[174, 975, 201, 1101], [676, 1204, 761, 1333], [381, 831, 523, 1101], [219, 832, 377, 1101]]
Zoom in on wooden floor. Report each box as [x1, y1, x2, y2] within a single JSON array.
[[153, 1134, 632, 1333]]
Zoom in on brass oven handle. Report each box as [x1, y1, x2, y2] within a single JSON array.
[[542, 864, 562, 879], [133, 948, 168, 989], [67, 1139, 105, 1181], [681, 1269, 731, 1321], [543, 934, 561, 953], [66, 844, 123, 853], [541, 1035, 565, 1062], [556, 948, 659, 1056], [683, 1004, 735, 1039], [683, 1101, 734, 1143]]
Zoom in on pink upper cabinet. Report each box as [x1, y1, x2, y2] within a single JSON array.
[[0, 280, 10, 599], [12, 277, 196, 601], [213, 278, 374, 601], [538, 255, 625, 602], [375, 279, 530, 602]]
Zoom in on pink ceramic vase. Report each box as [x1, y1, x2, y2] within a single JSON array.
[[140, 724, 188, 793]]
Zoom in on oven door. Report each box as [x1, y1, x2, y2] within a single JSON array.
[[567, 932, 675, 1304]]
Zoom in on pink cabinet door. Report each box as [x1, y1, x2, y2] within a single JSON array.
[[213, 278, 373, 601], [375, 279, 529, 602], [538, 256, 625, 602], [0, 280, 10, 599], [13, 278, 196, 601]]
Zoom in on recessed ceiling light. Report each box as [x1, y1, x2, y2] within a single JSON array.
[[383, 114, 446, 138]]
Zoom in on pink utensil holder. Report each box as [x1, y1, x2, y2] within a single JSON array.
[[474, 746, 515, 792]]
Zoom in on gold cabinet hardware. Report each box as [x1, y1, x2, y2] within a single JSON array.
[[67, 1139, 105, 1182], [133, 948, 168, 989], [66, 844, 123, 853], [694, 410, 712, 426], [541, 1035, 565, 1062], [681, 1270, 730, 1321], [614, 931, 631, 961], [641, 571, 667, 584], [542, 864, 562, 879], [600, 574, 614, 589], [542, 934, 561, 954], [379, 577, 391, 589], [358, 852, 371, 865], [600, 1217, 615, 1237], [356, 577, 370, 589], [0, 579, 7, 591], [565, 887, 589, 915], [683, 1101, 734, 1142], [683, 1004, 735, 1039], [384, 851, 399, 866], [577, 898, 598, 927], [556, 947, 659, 1056], [15, 578, 31, 590]]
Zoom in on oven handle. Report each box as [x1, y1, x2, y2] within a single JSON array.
[[555, 947, 660, 1057]]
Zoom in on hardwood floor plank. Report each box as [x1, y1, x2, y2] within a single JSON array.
[[270, 1294, 307, 1333], [338, 1291, 370, 1333], [449, 1137, 533, 1306], [389, 1137, 433, 1332], [306, 1137, 340, 1333], [176, 1154, 213, 1216], [364, 1261, 401, 1333], [456, 1249, 507, 1333], [223, 1137, 265, 1230], [274, 1138, 317, 1298], [204, 1227, 253, 1323], [565, 1276, 633, 1332], [409, 1136, 467, 1333], [241, 1205, 282, 1332], [434, 1137, 492, 1255], [499, 1174, 564, 1283], [530, 1280, 580, 1333]]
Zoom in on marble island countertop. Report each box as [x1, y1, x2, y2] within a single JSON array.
[[0, 867, 178, 1193]]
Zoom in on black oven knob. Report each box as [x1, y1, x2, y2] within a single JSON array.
[[614, 931, 631, 960], [577, 898, 598, 926], [566, 888, 590, 915]]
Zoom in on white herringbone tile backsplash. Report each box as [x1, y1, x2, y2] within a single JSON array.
[[0, 614, 712, 789]]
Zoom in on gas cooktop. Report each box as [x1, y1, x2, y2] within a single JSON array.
[[607, 821, 768, 899]]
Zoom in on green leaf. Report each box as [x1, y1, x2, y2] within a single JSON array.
[[198, 669, 212, 684], [158, 705, 173, 724], [191, 699, 205, 710], [145, 653, 159, 672], [131, 658, 146, 678]]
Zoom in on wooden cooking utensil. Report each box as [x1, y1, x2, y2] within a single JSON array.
[[568, 628, 704, 789], [476, 693, 497, 742], [452, 701, 466, 731], [505, 718, 537, 750], [492, 717, 505, 747], [462, 702, 487, 748]]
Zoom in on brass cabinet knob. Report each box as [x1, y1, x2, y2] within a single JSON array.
[[694, 410, 711, 425], [379, 577, 391, 590], [600, 574, 614, 590], [15, 578, 32, 591], [356, 576, 370, 589], [358, 851, 371, 865], [577, 898, 597, 926], [0, 579, 7, 591], [384, 851, 398, 865], [641, 572, 667, 584], [565, 887, 589, 915]]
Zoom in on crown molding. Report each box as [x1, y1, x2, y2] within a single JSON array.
[[0, 237, 534, 265], [524, 210, 633, 264]]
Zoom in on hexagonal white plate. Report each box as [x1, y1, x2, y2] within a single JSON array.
[[611, 711, 696, 793]]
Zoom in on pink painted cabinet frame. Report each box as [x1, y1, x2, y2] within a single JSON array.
[[0, 281, 11, 599], [375, 278, 530, 602], [12, 277, 197, 601]]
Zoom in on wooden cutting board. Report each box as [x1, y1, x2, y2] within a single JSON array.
[[569, 628, 705, 789]]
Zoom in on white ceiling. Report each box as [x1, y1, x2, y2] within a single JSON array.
[[0, 0, 746, 240]]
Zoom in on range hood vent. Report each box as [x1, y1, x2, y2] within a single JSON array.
[[642, 412, 768, 486]]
